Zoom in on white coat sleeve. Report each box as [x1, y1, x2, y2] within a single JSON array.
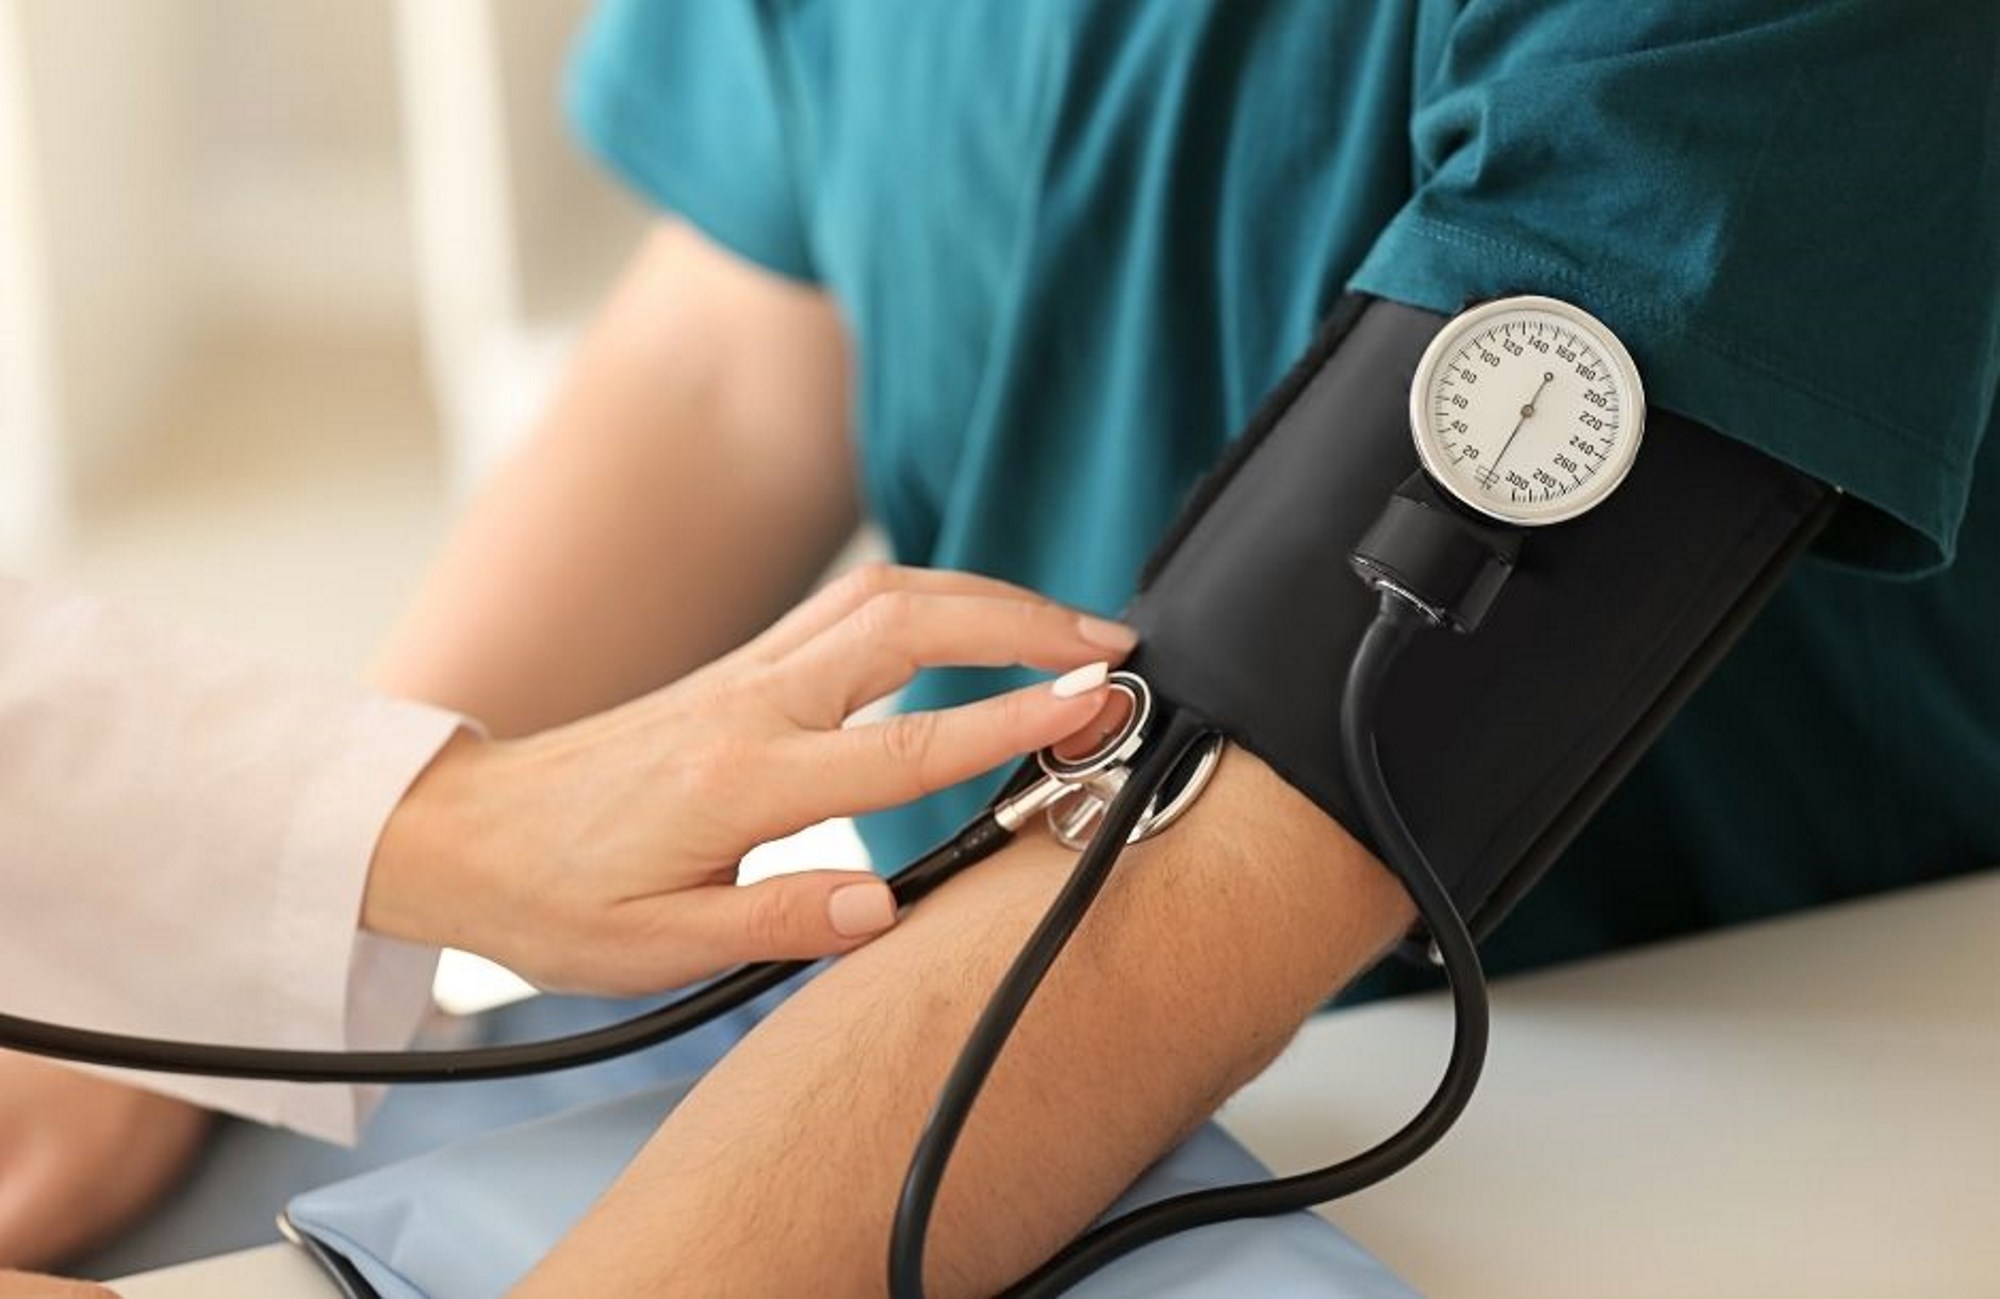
[[0, 576, 468, 1144]]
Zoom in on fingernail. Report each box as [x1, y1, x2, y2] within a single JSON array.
[[828, 882, 897, 938], [1077, 616, 1140, 652], [1051, 661, 1110, 699]]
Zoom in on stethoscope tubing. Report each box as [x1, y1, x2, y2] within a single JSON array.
[[889, 711, 1213, 1299], [994, 595, 1488, 1297], [0, 811, 1017, 1084]]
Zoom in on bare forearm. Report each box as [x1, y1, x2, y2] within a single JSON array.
[[375, 222, 856, 731], [516, 750, 1414, 1297]]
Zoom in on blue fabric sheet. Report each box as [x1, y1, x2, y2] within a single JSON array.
[[79, 980, 802, 1281], [83, 968, 1415, 1296], [285, 1082, 1419, 1299]]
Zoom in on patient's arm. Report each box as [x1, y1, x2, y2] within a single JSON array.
[[381, 217, 1410, 1294], [374, 218, 858, 734], [515, 748, 1413, 1298]]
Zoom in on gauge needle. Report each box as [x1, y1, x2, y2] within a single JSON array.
[[1485, 370, 1555, 485]]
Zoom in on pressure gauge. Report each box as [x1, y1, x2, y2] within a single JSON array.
[[1409, 295, 1646, 526]]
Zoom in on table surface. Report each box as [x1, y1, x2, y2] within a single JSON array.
[[116, 872, 2000, 1299]]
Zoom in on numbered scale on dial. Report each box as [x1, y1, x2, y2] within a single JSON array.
[[1409, 295, 1647, 527]]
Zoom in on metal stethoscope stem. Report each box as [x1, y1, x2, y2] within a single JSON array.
[[993, 671, 1225, 849]]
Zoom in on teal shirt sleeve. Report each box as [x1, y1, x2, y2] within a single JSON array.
[[1350, 0, 2000, 576], [564, 0, 818, 282]]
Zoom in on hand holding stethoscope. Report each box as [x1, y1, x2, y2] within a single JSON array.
[[358, 563, 1136, 997]]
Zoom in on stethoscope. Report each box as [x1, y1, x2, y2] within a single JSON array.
[[0, 671, 1221, 1086], [990, 669, 1224, 849], [0, 660, 1470, 1299], [0, 293, 1665, 1296]]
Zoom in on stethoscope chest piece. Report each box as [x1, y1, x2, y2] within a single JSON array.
[[1034, 671, 1225, 850]]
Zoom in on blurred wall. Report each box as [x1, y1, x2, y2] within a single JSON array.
[[0, 0, 426, 566], [397, 0, 644, 492], [0, 1, 63, 562], [493, 0, 639, 321], [189, 0, 414, 335], [0, 0, 194, 556], [0, 0, 641, 568]]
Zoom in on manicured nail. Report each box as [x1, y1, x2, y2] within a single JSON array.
[[828, 882, 896, 938], [1077, 616, 1140, 652], [1051, 661, 1110, 699]]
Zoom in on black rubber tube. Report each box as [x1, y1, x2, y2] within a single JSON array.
[[0, 813, 1015, 1083], [996, 597, 1490, 1297], [888, 715, 1212, 1299]]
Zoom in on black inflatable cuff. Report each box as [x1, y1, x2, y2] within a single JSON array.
[[1120, 296, 1836, 940]]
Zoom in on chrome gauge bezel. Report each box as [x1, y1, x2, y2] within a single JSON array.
[[1408, 295, 1647, 527]]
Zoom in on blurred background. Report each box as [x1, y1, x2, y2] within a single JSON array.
[[1, 0, 639, 655], [0, 0, 864, 1009]]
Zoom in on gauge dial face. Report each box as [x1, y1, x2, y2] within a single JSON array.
[[1410, 295, 1647, 526]]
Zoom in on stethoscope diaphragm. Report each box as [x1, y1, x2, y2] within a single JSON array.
[[1029, 671, 1225, 849]]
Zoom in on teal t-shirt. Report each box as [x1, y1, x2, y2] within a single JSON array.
[[566, 0, 2000, 987]]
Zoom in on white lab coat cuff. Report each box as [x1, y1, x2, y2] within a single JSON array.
[[257, 698, 468, 1142], [0, 580, 470, 1144]]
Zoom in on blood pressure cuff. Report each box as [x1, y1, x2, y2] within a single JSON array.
[[1123, 295, 1836, 940]]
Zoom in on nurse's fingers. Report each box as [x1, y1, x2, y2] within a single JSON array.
[[609, 870, 902, 983], [746, 563, 1076, 663], [786, 665, 1117, 818], [776, 592, 1136, 726]]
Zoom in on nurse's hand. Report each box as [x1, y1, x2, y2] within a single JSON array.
[[363, 566, 1136, 994]]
